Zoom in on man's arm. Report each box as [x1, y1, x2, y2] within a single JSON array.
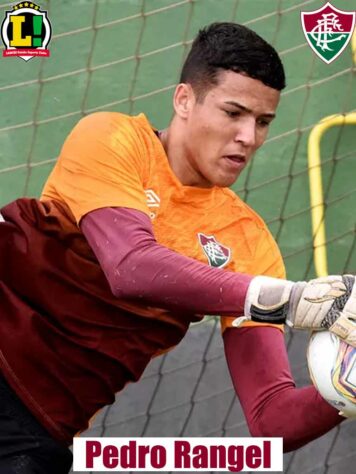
[[82, 207, 346, 450], [81, 206, 356, 344], [81, 206, 252, 315], [223, 326, 344, 452]]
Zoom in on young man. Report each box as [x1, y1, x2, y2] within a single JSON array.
[[0, 22, 355, 473]]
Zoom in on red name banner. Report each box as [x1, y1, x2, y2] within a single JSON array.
[[73, 437, 283, 472]]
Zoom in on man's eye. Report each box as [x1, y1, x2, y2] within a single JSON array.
[[257, 119, 270, 127], [225, 110, 240, 118]]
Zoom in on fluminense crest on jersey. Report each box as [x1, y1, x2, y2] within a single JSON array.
[[301, 2, 355, 64], [198, 233, 231, 269]]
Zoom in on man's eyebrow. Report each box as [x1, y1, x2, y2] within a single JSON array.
[[223, 100, 276, 118]]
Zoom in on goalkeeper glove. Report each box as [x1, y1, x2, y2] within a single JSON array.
[[233, 275, 356, 347]]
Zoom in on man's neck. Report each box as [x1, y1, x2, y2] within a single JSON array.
[[158, 120, 212, 188]]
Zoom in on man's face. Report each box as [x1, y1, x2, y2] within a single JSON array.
[[177, 70, 280, 188]]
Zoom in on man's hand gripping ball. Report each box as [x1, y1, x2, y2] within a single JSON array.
[[234, 275, 356, 347]]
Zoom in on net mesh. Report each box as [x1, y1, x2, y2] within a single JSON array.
[[0, 0, 355, 472]]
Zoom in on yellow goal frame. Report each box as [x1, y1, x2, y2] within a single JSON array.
[[308, 112, 356, 277], [308, 33, 356, 277]]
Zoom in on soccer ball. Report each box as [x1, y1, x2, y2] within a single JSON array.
[[307, 331, 356, 416]]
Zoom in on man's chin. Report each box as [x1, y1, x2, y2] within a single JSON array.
[[212, 172, 242, 188]]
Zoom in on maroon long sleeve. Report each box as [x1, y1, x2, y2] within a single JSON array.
[[81, 207, 252, 315], [80, 207, 343, 451], [224, 326, 344, 452]]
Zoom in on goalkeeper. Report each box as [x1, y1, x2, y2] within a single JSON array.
[[0, 22, 355, 474]]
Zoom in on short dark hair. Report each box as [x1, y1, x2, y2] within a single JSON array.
[[180, 22, 286, 100]]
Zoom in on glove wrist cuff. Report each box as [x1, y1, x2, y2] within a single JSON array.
[[245, 276, 294, 324]]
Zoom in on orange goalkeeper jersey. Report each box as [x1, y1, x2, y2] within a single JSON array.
[[42, 111, 286, 330], [0, 112, 285, 445]]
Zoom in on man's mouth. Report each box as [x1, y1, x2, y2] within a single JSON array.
[[223, 154, 246, 165]]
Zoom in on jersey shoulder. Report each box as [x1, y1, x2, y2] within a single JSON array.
[[69, 111, 153, 145], [41, 111, 158, 223]]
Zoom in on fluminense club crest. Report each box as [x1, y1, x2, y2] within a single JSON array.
[[301, 2, 355, 64], [198, 233, 231, 269]]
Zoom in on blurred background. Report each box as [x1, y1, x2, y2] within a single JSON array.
[[0, 0, 355, 473]]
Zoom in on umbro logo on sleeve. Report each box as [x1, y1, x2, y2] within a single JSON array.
[[145, 189, 160, 219]]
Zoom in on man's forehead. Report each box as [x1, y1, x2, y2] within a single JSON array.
[[207, 70, 280, 111]]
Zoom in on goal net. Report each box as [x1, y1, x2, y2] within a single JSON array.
[[0, 1, 355, 472]]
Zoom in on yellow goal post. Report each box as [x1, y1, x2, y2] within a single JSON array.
[[308, 112, 356, 277]]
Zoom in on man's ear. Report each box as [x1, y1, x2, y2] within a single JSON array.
[[173, 83, 195, 119]]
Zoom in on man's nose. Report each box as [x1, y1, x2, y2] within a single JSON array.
[[233, 117, 256, 147]]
